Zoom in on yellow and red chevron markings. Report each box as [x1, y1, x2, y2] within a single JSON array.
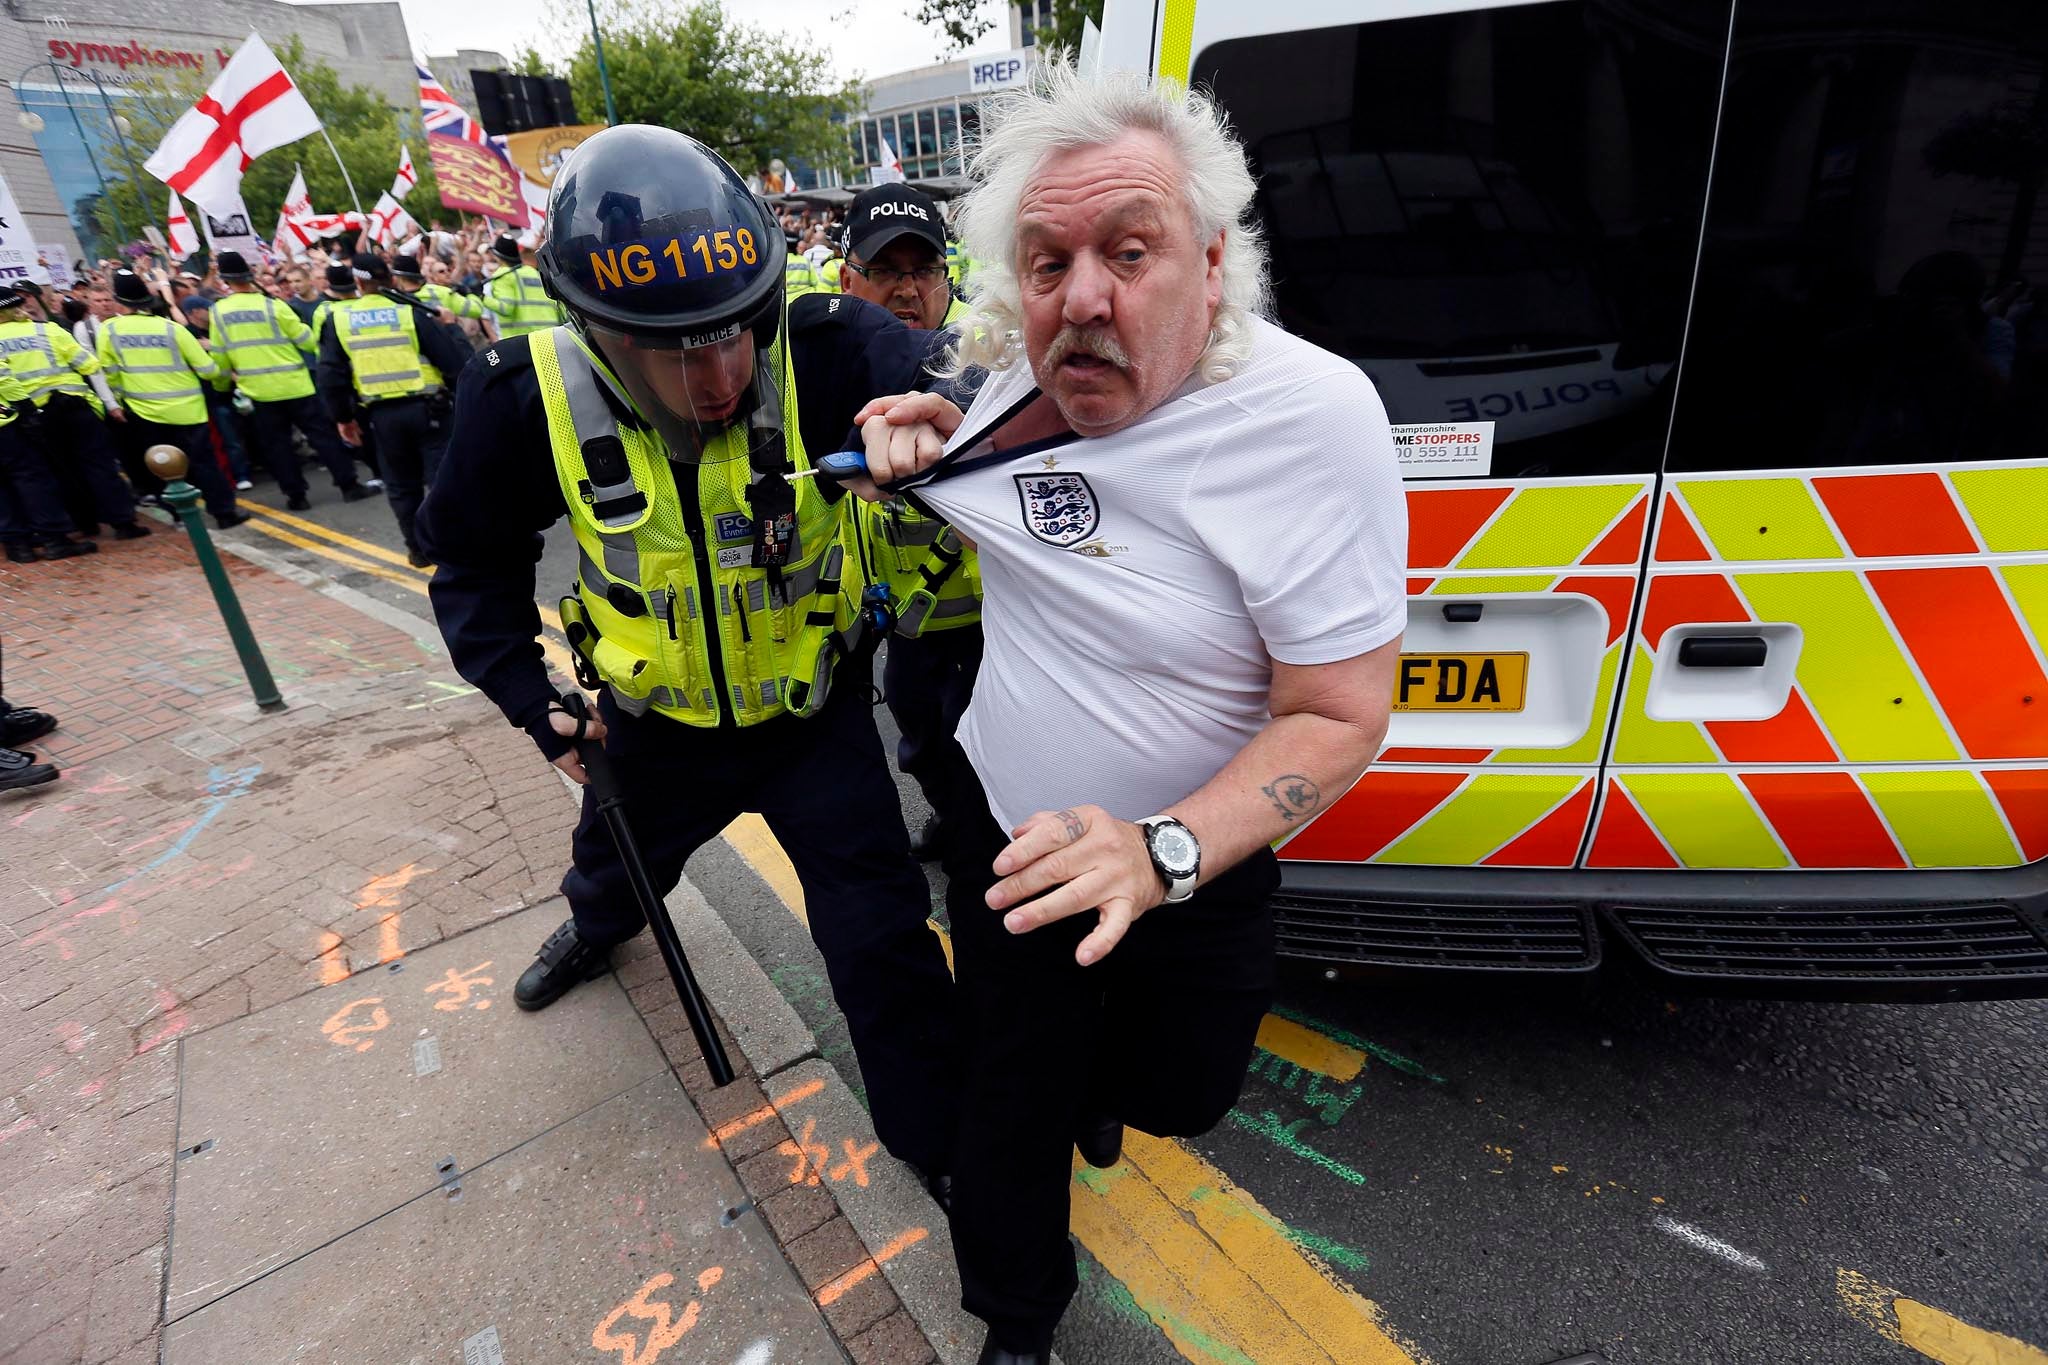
[[1284, 464, 2048, 872]]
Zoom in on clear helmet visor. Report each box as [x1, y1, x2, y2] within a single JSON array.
[[587, 323, 788, 467]]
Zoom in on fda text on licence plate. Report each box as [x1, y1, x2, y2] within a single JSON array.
[[1393, 652, 1528, 712]]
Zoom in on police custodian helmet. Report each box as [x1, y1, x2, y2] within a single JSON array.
[[537, 125, 782, 350]]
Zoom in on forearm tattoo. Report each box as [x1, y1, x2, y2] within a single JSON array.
[[1057, 808, 1087, 843], [1261, 775, 1323, 822]]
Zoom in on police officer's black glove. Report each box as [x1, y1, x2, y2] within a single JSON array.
[[523, 704, 576, 764]]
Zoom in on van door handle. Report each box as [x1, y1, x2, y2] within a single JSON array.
[[1676, 635, 1768, 668]]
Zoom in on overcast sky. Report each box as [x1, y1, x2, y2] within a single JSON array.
[[397, 0, 1017, 87]]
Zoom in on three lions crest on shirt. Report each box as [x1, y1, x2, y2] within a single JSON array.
[[1013, 472, 1098, 548]]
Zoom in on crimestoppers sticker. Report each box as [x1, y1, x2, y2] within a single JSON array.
[[1390, 421, 1493, 479]]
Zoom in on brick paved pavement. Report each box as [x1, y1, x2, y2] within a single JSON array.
[[0, 529, 942, 1365]]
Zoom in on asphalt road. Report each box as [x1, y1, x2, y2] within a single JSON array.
[[216, 467, 2048, 1365]]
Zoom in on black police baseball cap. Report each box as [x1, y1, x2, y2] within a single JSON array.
[[844, 184, 945, 263], [0, 286, 23, 310], [352, 254, 392, 285], [216, 250, 252, 281], [112, 270, 152, 306]]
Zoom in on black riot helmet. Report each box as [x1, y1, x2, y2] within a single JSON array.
[[538, 124, 788, 462]]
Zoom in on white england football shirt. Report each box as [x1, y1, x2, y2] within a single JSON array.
[[908, 316, 1407, 830]]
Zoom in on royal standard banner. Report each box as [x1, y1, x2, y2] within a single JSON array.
[[427, 132, 527, 225]]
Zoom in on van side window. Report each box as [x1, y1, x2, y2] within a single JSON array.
[[1666, 2, 2048, 472], [1197, 3, 1727, 480]]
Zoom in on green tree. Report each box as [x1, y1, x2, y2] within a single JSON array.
[[1030, 0, 1104, 55], [546, 0, 860, 177], [89, 37, 443, 256], [906, 0, 1102, 58]]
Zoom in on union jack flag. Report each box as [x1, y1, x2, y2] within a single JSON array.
[[417, 61, 490, 147]]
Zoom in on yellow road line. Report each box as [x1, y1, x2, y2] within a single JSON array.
[[242, 497, 420, 571], [1257, 1014, 1365, 1083], [719, 822, 1423, 1365], [1839, 1269, 2048, 1364], [237, 509, 582, 681]]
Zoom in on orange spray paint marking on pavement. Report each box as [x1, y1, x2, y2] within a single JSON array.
[[814, 1227, 929, 1307], [321, 997, 390, 1053], [352, 863, 433, 965], [424, 961, 494, 1011], [591, 1265, 724, 1365], [779, 1116, 831, 1187], [315, 932, 348, 985], [700, 1076, 826, 1150]]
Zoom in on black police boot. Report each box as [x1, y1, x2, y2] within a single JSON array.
[[909, 1164, 953, 1219], [1076, 1113, 1124, 1169], [4, 544, 34, 563], [110, 521, 150, 539], [341, 484, 377, 503], [0, 746, 57, 793], [43, 540, 97, 560], [287, 493, 312, 511], [215, 511, 250, 530], [1, 707, 58, 746], [909, 813, 945, 862], [975, 1336, 1052, 1365], [514, 918, 613, 1011]]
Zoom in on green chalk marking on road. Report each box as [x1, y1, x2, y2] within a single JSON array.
[[1081, 1261, 1260, 1365], [1185, 1185, 1372, 1273], [1269, 1004, 1445, 1083], [1227, 1110, 1368, 1186]]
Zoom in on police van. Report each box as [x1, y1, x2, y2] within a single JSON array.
[[1091, 0, 2048, 998]]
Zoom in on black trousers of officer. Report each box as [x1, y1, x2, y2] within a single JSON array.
[[0, 421, 74, 550], [563, 680, 960, 1172], [928, 739, 1278, 1354], [248, 394, 360, 497], [38, 395, 137, 531], [883, 625, 983, 823], [365, 396, 446, 551], [125, 418, 238, 518]]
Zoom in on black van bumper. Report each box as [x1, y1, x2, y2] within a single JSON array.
[[1272, 860, 2048, 1001]]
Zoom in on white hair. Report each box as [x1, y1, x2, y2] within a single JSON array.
[[939, 61, 1271, 384]]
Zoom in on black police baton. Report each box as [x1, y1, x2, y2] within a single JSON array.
[[560, 691, 735, 1086]]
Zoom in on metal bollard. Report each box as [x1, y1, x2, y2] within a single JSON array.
[[144, 444, 286, 713]]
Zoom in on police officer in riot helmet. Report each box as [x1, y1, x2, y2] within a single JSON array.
[[416, 125, 964, 1196]]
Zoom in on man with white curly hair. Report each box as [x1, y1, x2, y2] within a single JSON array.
[[847, 63, 1408, 1364]]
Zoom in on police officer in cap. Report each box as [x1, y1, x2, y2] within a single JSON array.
[[97, 269, 246, 528], [209, 250, 375, 510], [482, 232, 562, 339], [417, 124, 961, 1193], [317, 254, 472, 565]]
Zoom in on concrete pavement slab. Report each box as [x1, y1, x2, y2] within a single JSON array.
[[163, 1073, 842, 1365], [166, 903, 667, 1318]]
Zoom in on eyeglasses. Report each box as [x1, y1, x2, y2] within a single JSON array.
[[845, 261, 948, 290]]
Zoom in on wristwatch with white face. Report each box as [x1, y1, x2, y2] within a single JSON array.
[[1137, 816, 1201, 903]]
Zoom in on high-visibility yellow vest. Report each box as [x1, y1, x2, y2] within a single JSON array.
[[858, 498, 981, 635], [818, 257, 843, 290], [533, 326, 865, 727], [329, 295, 431, 402], [484, 265, 560, 336], [420, 282, 485, 321], [210, 291, 316, 402], [0, 318, 102, 413], [0, 368, 30, 426], [784, 253, 818, 298], [95, 313, 218, 424]]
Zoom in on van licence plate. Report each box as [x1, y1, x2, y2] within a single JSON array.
[[1393, 652, 1528, 712]]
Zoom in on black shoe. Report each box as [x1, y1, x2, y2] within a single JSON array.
[[287, 493, 312, 511], [1076, 1113, 1124, 1169], [1, 708, 58, 747], [909, 813, 945, 862], [110, 521, 150, 540], [215, 511, 251, 530], [43, 540, 97, 560], [407, 546, 431, 568], [514, 919, 612, 1011], [4, 545, 34, 564], [341, 485, 377, 503], [911, 1164, 953, 1219], [0, 746, 57, 793], [975, 1337, 1052, 1365]]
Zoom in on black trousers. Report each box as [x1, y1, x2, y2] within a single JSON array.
[[561, 680, 960, 1171], [0, 421, 73, 548], [929, 740, 1278, 1353], [883, 625, 982, 818], [247, 393, 360, 497], [366, 397, 447, 551], [39, 395, 136, 531], [126, 418, 238, 518]]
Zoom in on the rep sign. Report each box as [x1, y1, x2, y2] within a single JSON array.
[[969, 49, 1030, 93]]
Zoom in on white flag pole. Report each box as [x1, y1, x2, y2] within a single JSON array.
[[319, 127, 364, 217]]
